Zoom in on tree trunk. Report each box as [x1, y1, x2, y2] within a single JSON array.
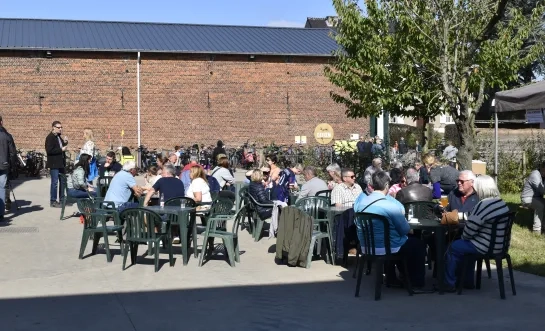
[[421, 117, 429, 152], [455, 116, 475, 171]]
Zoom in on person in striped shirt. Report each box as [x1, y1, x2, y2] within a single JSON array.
[[444, 175, 510, 291]]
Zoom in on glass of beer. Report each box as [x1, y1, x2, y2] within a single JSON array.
[[440, 196, 449, 207]]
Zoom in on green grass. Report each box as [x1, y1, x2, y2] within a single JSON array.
[[501, 192, 545, 277]]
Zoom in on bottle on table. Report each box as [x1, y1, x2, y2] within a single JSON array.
[[160, 193, 165, 208]]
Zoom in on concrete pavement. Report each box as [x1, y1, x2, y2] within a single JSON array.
[[0, 174, 543, 331]]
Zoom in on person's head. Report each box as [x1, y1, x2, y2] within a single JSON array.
[[251, 169, 264, 183], [538, 161, 545, 177], [83, 128, 94, 141], [400, 137, 405, 141], [147, 166, 158, 177], [291, 163, 303, 175], [51, 121, 62, 135], [162, 164, 177, 178], [302, 166, 316, 181], [123, 160, 137, 176], [473, 175, 500, 199], [106, 151, 116, 164], [217, 140, 223, 148], [260, 166, 270, 180], [405, 168, 419, 184], [265, 154, 278, 167], [457, 170, 476, 196], [168, 153, 177, 164], [376, 138, 382, 144], [216, 153, 227, 163], [414, 162, 422, 170], [157, 156, 169, 168], [121, 146, 131, 156], [189, 155, 198, 164], [326, 163, 341, 180], [415, 140, 420, 145], [341, 168, 356, 186], [372, 158, 382, 169], [391, 160, 403, 170], [371, 171, 391, 193], [218, 156, 229, 168], [174, 145, 180, 151], [189, 165, 207, 182], [446, 140, 453, 146], [245, 169, 254, 181], [75, 153, 92, 176], [423, 153, 435, 168], [389, 168, 404, 186]]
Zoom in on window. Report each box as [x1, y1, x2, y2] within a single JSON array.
[[440, 115, 454, 124]]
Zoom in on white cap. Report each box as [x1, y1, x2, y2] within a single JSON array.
[[123, 160, 136, 171]]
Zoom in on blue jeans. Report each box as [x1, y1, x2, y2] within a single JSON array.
[[67, 188, 95, 199], [50, 168, 65, 203], [0, 170, 7, 217], [445, 239, 478, 287]]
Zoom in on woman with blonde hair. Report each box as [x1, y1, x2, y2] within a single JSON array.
[[80, 128, 98, 182], [186, 165, 212, 205]]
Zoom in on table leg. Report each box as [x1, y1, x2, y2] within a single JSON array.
[[436, 226, 446, 294], [192, 212, 198, 258], [326, 210, 336, 265], [180, 211, 189, 266]]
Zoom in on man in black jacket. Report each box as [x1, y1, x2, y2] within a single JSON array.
[[0, 116, 16, 220], [211, 140, 226, 168], [45, 121, 68, 208]]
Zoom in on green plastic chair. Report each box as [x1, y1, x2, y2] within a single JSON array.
[[295, 197, 334, 268], [165, 196, 198, 255], [96, 176, 114, 198], [199, 207, 245, 267], [196, 198, 235, 255], [316, 189, 332, 203], [120, 207, 174, 272], [247, 193, 274, 242], [236, 187, 254, 235], [77, 199, 124, 262], [59, 173, 89, 220]]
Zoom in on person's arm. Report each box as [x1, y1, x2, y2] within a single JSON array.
[[432, 182, 441, 199], [330, 186, 342, 207], [388, 204, 411, 235], [143, 188, 155, 206], [462, 201, 485, 240], [220, 168, 234, 184]]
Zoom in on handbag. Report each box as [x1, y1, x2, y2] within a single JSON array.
[[440, 209, 460, 225]]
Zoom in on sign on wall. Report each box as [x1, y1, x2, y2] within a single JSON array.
[[526, 109, 544, 123], [314, 123, 334, 145]]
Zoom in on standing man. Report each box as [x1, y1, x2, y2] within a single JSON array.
[[399, 137, 408, 155], [0, 116, 16, 220], [521, 162, 545, 234], [45, 121, 68, 208]]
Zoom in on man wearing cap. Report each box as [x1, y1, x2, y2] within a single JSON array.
[[104, 160, 144, 212]]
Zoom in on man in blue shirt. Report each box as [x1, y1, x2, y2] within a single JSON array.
[[354, 171, 427, 288], [104, 161, 143, 212]]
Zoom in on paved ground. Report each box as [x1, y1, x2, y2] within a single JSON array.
[[0, 173, 544, 331]]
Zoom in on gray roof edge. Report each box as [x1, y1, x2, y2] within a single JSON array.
[[0, 17, 331, 31], [0, 46, 335, 57]]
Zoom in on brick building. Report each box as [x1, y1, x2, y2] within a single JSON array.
[[0, 18, 368, 152]]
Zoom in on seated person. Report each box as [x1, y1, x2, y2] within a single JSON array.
[[143, 165, 185, 206], [104, 161, 143, 212], [99, 151, 122, 177], [284, 161, 303, 190], [180, 156, 201, 195], [444, 175, 510, 291], [442, 170, 479, 220], [67, 153, 96, 198], [520, 162, 545, 234], [118, 146, 135, 166], [296, 166, 328, 201], [430, 162, 459, 198], [248, 169, 274, 220], [211, 156, 235, 189], [244, 169, 254, 185], [143, 166, 161, 191], [331, 168, 363, 207], [186, 165, 212, 207], [396, 167, 433, 219], [388, 168, 406, 198], [354, 171, 426, 288]]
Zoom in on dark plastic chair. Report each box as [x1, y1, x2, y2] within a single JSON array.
[[237, 187, 255, 235], [59, 173, 89, 220], [77, 199, 123, 262], [195, 198, 234, 256], [165, 196, 198, 255], [96, 176, 114, 198], [457, 212, 516, 299], [247, 193, 274, 242], [403, 201, 438, 271], [354, 212, 413, 300], [199, 207, 245, 267], [316, 189, 332, 202], [120, 208, 174, 272], [295, 197, 334, 267]]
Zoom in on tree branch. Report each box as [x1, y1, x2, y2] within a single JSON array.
[[469, 0, 509, 55]]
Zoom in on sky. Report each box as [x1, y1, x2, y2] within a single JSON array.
[[0, 0, 337, 27]]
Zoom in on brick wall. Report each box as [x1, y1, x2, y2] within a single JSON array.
[[0, 51, 368, 153]]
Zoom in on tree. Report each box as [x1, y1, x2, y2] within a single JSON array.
[[326, 0, 545, 169]]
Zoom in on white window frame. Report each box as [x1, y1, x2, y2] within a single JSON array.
[[440, 114, 455, 124]]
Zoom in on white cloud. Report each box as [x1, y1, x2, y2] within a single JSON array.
[[266, 20, 304, 28]]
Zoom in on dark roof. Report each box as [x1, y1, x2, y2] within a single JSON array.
[[305, 18, 330, 29], [0, 18, 338, 56]]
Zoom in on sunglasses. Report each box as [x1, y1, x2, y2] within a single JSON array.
[[344, 175, 356, 179], [55, 126, 62, 129], [456, 179, 472, 184]]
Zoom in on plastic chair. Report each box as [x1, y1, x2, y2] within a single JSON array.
[[120, 208, 173, 272], [59, 173, 89, 220], [354, 212, 413, 300], [247, 193, 274, 242], [96, 176, 114, 198], [457, 212, 516, 299], [403, 201, 438, 271], [165, 196, 198, 255], [295, 197, 334, 267], [316, 189, 332, 202], [77, 199, 123, 262], [198, 207, 245, 267]]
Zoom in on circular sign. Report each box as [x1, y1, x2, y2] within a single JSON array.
[[314, 123, 334, 145]]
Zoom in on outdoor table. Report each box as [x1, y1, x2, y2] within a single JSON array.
[[408, 218, 447, 294], [144, 205, 197, 266]]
